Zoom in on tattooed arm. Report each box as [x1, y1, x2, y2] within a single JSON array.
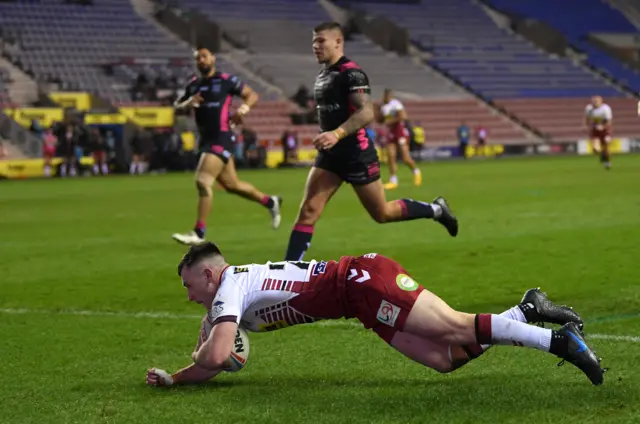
[[313, 68, 375, 150], [333, 69, 374, 139], [335, 92, 375, 137]]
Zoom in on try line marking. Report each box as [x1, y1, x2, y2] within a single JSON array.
[[1, 308, 638, 343]]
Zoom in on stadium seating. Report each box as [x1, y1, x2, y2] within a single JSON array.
[[497, 97, 638, 141], [0, 0, 269, 103], [237, 98, 532, 146], [484, 0, 640, 92], [0, 69, 12, 106], [339, 0, 623, 99], [177, 0, 470, 99], [1, 138, 26, 159]]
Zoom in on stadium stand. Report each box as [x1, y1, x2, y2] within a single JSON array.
[[0, 138, 26, 159], [0, 69, 12, 106], [177, 0, 469, 99], [0, 0, 269, 103], [174, 0, 533, 144], [234, 97, 532, 146], [484, 0, 640, 93], [338, 0, 623, 99], [497, 97, 639, 142]]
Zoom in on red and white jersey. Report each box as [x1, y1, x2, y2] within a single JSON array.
[[585, 103, 612, 127], [381, 98, 405, 125], [207, 260, 351, 333]]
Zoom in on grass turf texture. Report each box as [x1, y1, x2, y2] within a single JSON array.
[[1, 155, 639, 424]]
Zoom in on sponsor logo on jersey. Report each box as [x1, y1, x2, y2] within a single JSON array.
[[377, 300, 400, 327], [363, 253, 377, 259], [396, 274, 418, 291], [234, 266, 249, 274], [312, 261, 327, 276], [213, 300, 224, 315]]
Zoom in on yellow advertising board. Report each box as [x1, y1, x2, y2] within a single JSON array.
[[0, 157, 94, 179], [119, 107, 174, 127], [84, 113, 128, 125], [49, 92, 92, 111], [3, 107, 64, 128]]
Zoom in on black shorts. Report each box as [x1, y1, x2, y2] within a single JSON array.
[[314, 147, 380, 185], [198, 132, 235, 164]]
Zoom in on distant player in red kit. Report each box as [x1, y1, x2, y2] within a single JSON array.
[[42, 129, 57, 178], [379, 89, 421, 190], [475, 125, 487, 156], [585, 96, 613, 170], [146, 242, 606, 388]]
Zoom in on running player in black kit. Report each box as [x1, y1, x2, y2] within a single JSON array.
[[284, 23, 458, 261], [172, 47, 282, 246]]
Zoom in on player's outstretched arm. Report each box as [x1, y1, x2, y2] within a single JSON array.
[[146, 363, 221, 387], [193, 320, 238, 370]]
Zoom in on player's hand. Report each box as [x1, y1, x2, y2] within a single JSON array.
[[146, 368, 174, 387], [312, 131, 340, 150], [190, 93, 204, 108], [229, 113, 244, 128]]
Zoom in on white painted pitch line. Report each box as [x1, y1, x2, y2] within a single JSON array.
[[0, 308, 638, 343], [588, 334, 640, 343]]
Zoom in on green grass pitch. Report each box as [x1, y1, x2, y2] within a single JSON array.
[[1, 155, 639, 424]]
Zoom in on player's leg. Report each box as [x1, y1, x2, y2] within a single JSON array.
[[172, 153, 224, 245], [284, 166, 342, 260], [398, 140, 421, 186], [384, 142, 398, 190], [402, 290, 605, 385], [130, 154, 139, 175], [216, 157, 282, 229], [92, 151, 100, 175], [600, 135, 611, 170], [390, 332, 455, 373], [390, 287, 583, 373], [352, 178, 458, 236], [99, 152, 109, 175]]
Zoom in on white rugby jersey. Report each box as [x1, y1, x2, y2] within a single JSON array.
[[585, 103, 612, 124], [381, 98, 404, 120], [207, 260, 347, 333]]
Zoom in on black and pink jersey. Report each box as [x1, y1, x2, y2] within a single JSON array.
[[313, 56, 375, 160], [207, 259, 355, 332], [177, 72, 245, 140]]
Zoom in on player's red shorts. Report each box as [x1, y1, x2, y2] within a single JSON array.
[[92, 150, 106, 162], [589, 127, 611, 143], [342, 254, 424, 344], [43, 145, 56, 159], [386, 123, 410, 146]]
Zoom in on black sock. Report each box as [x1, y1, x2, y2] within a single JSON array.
[[193, 221, 206, 239], [262, 195, 275, 209], [549, 330, 568, 357], [398, 199, 435, 221], [284, 224, 313, 260]]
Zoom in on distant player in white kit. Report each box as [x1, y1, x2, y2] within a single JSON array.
[[584, 96, 613, 170], [379, 89, 421, 190], [146, 242, 606, 387]]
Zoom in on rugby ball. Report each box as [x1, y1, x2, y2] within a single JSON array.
[[222, 326, 250, 373]]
